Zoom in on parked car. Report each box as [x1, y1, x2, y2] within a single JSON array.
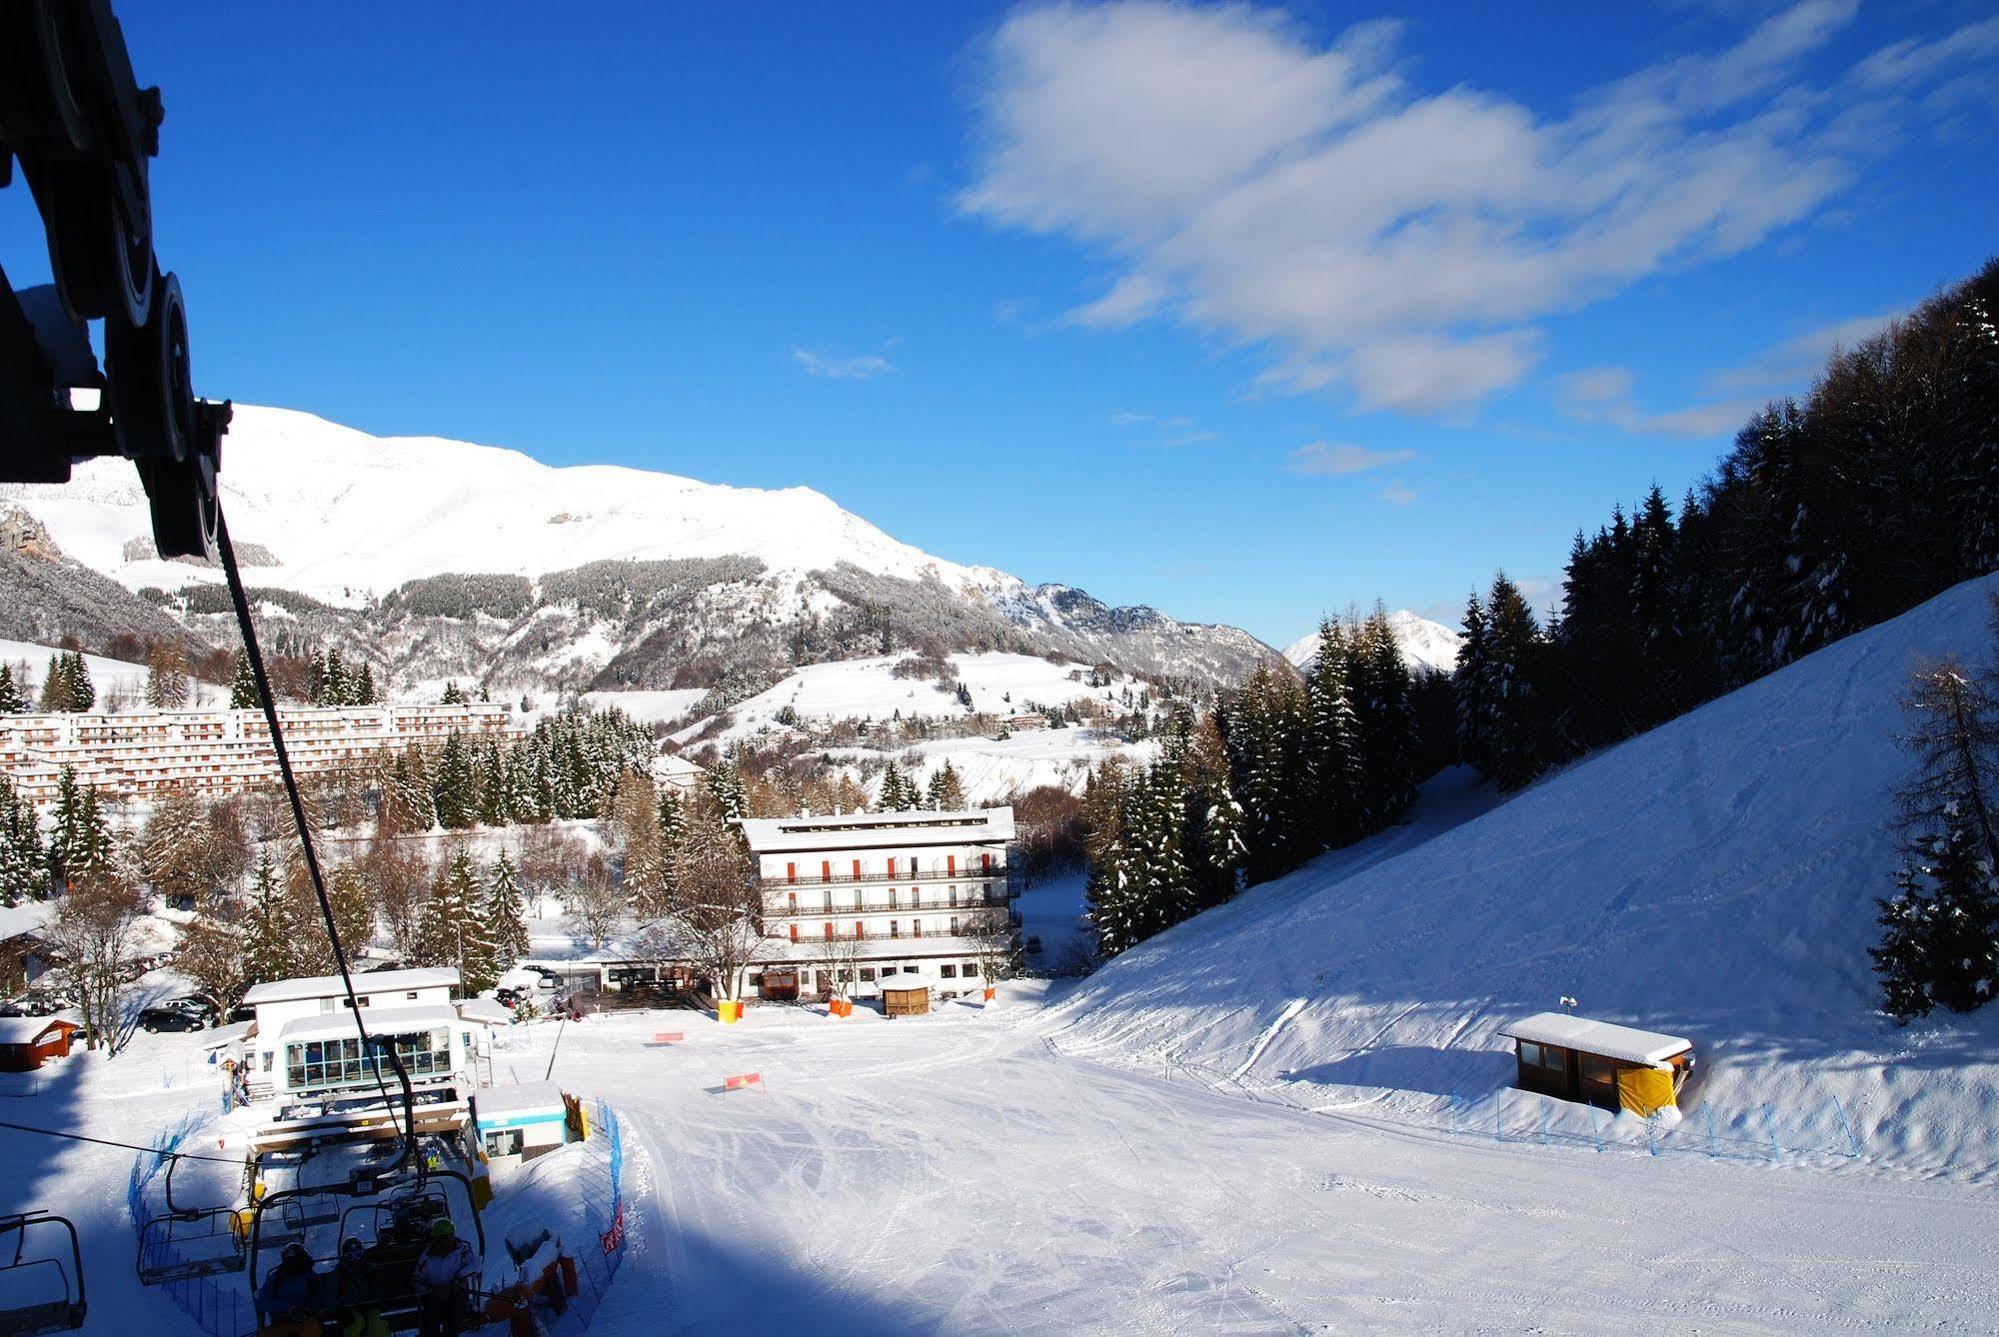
[[494, 986, 524, 1008], [8, 995, 64, 1016], [137, 1006, 206, 1033], [165, 995, 217, 1022]]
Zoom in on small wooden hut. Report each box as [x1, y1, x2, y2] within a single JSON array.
[[879, 978, 930, 1019], [1501, 1012, 1693, 1116], [0, 1017, 78, 1073]]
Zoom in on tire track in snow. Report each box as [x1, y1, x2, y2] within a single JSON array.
[[1230, 997, 1308, 1082]]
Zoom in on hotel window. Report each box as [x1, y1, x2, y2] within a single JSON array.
[[940, 965, 957, 979], [890, 921, 900, 938], [947, 886, 958, 907]]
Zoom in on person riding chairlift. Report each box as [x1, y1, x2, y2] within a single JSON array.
[[330, 1236, 390, 1337], [257, 1242, 325, 1337], [412, 1217, 479, 1337]]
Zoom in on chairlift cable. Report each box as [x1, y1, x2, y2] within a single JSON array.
[[0, 1118, 239, 1164], [215, 509, 410, 1161]]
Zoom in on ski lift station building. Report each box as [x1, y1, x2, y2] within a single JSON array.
[[1502, 1012, 1694, 1116], [240, 967, 490, 1103], [470, 1080, 578, 1170]]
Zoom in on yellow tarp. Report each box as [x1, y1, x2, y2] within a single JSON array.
[[1617, 1066, 1677, 1117]]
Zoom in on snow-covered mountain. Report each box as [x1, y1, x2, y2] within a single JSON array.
[[1050, 572, 1999, 1178], [0, 405, 1283, 694], [1284, 609, 1463, 674]]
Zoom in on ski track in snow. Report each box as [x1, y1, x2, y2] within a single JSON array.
[[1230, 998, 1308, 1082]]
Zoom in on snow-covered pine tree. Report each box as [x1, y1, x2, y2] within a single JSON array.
[[46, 769, 113, 891], [876, 760, 913, 813], [486, 850, 530, 967], [706, 759, 748, 823], [925, 760, 967, 812], [355, 662, 377, 706], [0, 664, 21, 715], [1305, 618, 1363, 850], [441, 681, 467, 706], [1082, 761, 1134, 957], [243, 849, 292, 984], [1872, 816, 1999, 1021], [230, 649, 259, 709], [64, 652, 94, 712], [477, 740, 509, 825], [0, 775, 47, 906], [327, 864, 377, 957], [1351, 606, 1416, 828], [432, 730, 477, 830]]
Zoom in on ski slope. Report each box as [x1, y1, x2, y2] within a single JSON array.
[[1044, 573, 1999, 1181], [0, 638, 226, 710]]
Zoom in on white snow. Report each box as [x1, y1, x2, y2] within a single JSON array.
[[1503, 1012, 1691, 1065], [1284, 609, 1463, 674], [579, 688, 708, 725], [0, 405, 1015, 605], [1046, 572, 1999, 1179], [836, 731, 1160, 808], [0, 638, 224, 711]]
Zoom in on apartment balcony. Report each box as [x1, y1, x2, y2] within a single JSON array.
[[768, 899, 1014, 920], [767, 863, 1010, 889]]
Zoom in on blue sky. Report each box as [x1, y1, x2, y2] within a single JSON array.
[[4, 2, 1995, 648]]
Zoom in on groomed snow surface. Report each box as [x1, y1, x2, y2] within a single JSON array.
[[9, 577, 1999, 1332]]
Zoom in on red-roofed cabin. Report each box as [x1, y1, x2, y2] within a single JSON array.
[[0, 1017, 79, 1072]]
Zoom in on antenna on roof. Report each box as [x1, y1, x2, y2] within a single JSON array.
[[1559, 996, 1578, 1012]]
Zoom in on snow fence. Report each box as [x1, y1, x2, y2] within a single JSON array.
[[128, 1097, 633, 1336]]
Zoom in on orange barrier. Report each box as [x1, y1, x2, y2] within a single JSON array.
[[717, 1000, 744, 1024], [828, 999, 852, 1018], [648, 1031, 685, 1045], [983, 986, 997, 1003], [722, 1072, 763, 1093]]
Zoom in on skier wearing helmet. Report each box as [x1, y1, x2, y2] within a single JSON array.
[[411, 1217, 479, 1337], [257, 1241, 326, 1336], [330, 1235, 390, 1337]]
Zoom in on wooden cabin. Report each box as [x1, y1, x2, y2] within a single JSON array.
[[879, 978, 930, 1018], [1502, 1012, 1693, 1116], [0, 1017, 78, 1072]]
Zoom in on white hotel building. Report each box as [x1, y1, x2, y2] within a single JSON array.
[[738, 808, 1020, 1003], [0, 701, 519, 811]]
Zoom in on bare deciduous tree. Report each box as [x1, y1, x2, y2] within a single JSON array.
[[42, 875, 146, 1053]]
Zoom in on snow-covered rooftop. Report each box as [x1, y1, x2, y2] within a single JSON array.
[[0, 1016, 73, 1044], [243, 967, 459, 1007], [740, 807, 1014, 854], [473, 1081, 569, 1119], [1502, 1012, 1691, 1066], [457, 998, 514, 1027], [0, 900, 53, 942], [276, 1003, 461, 1042]]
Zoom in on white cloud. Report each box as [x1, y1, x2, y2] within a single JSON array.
[[1377, 482, 1419, 507], [792, 348, 897, 381], [1112, 410, 1217, 446], [962, 1, 1973, 415], [1850, 14, 1999, 91], [1287, 441, 1416, 476], [1707, 309, 1903, 392], [1557, 364, 1760, 439]]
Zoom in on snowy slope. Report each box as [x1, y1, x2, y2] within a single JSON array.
[[683, 652, 1137, 740], [1285, 609, 1463, 673], [1048, 573, 1999, 1179], [0, 638, 226, 710]]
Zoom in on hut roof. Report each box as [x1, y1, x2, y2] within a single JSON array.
[[879, 977, 930, 993], [0, 1017, 73, 1045], [1502, 1012, 1691, 1065]]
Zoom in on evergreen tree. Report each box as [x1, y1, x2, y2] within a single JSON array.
[[0, 775, 48, 906], [326, 864, 377, 956], [1304, 619, 1363, 849], [244, 850, 295, 984], [1455, 591, 1494, 774], [324, 650, 350, 708], [1351, 607, 1416, 826], [441, 681, 467, 706], [476, 740, 509, 826], [877, 760, 916, 813], [230, 649, 259, 709], [46, 769, 113, 891], [37, 655, 69, 713], [355, 662, 377, 706], [0, 664, 22, 714], [432, 730, 477, 830], [1483, 575, 1549, 791], [705, 759, 748, 823], [1872, 816, 1999, 1021], [63, 651, 94, 712], [925, 760, 968, 812], [1082, 762, 1135, 957], [144, 645, 189, 709], [486, 850, 530, 968]]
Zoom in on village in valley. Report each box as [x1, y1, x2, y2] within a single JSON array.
[[4, 3, 1999, 1335]]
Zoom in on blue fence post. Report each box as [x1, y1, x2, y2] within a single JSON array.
[[1761, 1102, 1781, 1159], [1831, 1097, 1860, 1158], [1703, 1104, 1717, 1160], [1592, 1105, 1604, 1153], [1646, 1113, 1658, 1157]]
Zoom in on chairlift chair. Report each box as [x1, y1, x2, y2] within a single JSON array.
[[0, 1212, 85, 1336], [135, 1151, 249, 1286]]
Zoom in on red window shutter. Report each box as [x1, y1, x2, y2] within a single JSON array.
[[788, 924, 799, 943], [887, 857, 897, 878], [947, 855, 956, 875], [852, 859, 862, 878], [821, 860, 831, 882], [982, 853, 992, 874], [824, 923, 833, 940], [786, 862, 796, 882], [857, 922, 866, 939]]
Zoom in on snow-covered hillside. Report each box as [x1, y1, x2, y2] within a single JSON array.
[[0, 638, 225, 710], [1285, 609, 1463, 673], [1048, 573, 1999, 1179], [681, 652, 1138, 739], [0, 406, 1281, 691]]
